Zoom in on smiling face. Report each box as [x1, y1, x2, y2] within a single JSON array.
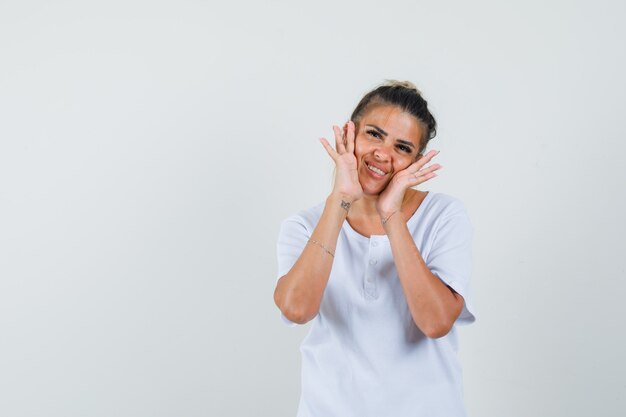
[[353, 104, 425, 196]]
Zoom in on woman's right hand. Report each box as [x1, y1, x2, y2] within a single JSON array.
[[319, 120, 363, 203]]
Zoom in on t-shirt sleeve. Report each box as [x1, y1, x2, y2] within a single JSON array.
[[275, 216, 309, 327], [426, 210, 476, 325]]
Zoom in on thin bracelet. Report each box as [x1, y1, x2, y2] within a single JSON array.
[[381, 211, 398, 225], [307, 238, 335, 258]]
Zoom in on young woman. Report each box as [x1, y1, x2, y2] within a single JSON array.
[[273, 80, 476, 417]]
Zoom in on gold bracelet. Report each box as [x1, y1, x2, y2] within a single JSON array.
[[307, 238, 335, 258], [381, 211, 398, 225]]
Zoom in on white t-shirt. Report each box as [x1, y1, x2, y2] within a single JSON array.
[[275, 191, 476, 417]]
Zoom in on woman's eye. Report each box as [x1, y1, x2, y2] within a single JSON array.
[[398, 145, 411, 153], [367, 130, 381, 139]]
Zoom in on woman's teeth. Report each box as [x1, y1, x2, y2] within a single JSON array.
[[367, 164, 385, 176]]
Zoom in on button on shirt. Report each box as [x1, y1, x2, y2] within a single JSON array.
[[275, 192, 476, 417]]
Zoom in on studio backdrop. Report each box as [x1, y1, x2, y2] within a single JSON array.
[[1, 1, 625, 416]]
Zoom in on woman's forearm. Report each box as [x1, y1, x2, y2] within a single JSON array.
[[383, 212, 464, 338], [274, 193, 351, 324]]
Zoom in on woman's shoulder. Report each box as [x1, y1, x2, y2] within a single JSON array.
[[425, 191, 470, 218], [415, 192, 473, 238], [280, 200, 325, 229]]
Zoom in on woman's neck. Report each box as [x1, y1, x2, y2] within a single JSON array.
[[349, 194, 380, 219]]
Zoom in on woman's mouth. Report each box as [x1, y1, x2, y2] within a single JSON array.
[[365, 162, 387, 179]]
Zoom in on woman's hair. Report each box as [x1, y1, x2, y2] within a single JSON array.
[[350, 80, 437, 156]]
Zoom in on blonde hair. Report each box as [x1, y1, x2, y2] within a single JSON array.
[[381, 79, 422, 95]]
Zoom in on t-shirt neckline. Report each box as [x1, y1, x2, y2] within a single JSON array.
[[342, 191, 433, 243]]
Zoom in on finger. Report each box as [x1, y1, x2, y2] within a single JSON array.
[[319, 137, 338, 161], [408, 163, 440, 179], [335, 125, 346, 154], [410, 150, 440, 173], [423, 149, 439, 159], [346, 120, 355, 153], [333, 125, 347, 153], [409, 171, 437, 186], [419, 163, 442, 174], [405, 163, 441, 180], [412, 164, 442, 180]]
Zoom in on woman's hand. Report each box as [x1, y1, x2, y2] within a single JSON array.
[[319, 120, 363, 203], [376, 150, 442, 221]]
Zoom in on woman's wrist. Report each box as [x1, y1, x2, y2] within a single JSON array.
[[377, 204, 400, 220], [327, 192, 356, 211], [381, 210, 399, 225]]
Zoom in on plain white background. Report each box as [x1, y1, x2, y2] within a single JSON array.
[[1, 1, 625, 416]]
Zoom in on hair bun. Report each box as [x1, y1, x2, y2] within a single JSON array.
[[382, 79, 421, 95]]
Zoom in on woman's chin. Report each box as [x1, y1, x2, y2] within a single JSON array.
[[358, 170, 391, 195], [359, 181, 386, 197]]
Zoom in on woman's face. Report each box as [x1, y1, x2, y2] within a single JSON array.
[[353, 105, 424, 196]]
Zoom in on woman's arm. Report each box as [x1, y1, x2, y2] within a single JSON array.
[[273, 193, 351, 324], [275, 121, 362, 324], [374, 149, 466, 338], [383, 214, 464, 338]]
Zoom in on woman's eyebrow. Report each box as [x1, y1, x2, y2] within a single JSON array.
[[397, 139, 416, 149], [366, 124, 388, 136], [365, 124, 416, 149]]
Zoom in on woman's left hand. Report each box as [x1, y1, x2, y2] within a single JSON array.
[[376, 150, 442, 221]]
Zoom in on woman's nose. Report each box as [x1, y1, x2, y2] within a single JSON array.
[[374, 145, 391, 161]]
